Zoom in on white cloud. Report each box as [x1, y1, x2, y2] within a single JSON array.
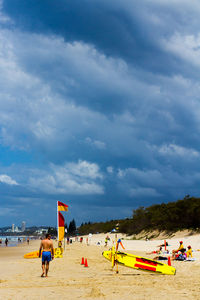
[[107, 166, 113, 174], [0, 23, 199, 165], [93, 140, 106, 150], [64, 160, 103, 179], [0, 28, 135, 155], [116, 167, 164, 198], [129, 187, 162, 198], [85, 137, 106, 150], [163, 33, 200, 67], [117, 169, 125, 178], [117, 167, 162, 183], [2, 0, 200, 218], [28, 160, 104, 195], [158, 144, 200, 158], [0, 174, 18, 185]]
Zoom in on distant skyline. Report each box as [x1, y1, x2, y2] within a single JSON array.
[[0, 0, 200, 226]]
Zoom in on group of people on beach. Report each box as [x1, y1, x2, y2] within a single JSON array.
[[172, 241, 192, 261], [37, 235, 195, 278], [0, 238, 9, 246], [0, 237, 30, 247], [148, 240, 193, 261]]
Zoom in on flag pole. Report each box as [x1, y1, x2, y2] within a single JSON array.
[[63, 208, 65, 250], [57, 201, 59, 243], [64, 228, 65, 251]]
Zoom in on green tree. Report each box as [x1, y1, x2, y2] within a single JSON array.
[[68, 219, 76, 234], [48, 227, 57, 236]]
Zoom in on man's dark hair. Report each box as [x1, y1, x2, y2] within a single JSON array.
[[46, 233, 50, 238]]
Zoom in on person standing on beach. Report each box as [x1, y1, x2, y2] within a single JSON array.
[[5, 238, 8, 246], [39, 234, 54, 277]]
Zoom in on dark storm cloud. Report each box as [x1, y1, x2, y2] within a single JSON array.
[[1, 0, 200, 225], [2, 0, 186, 75]]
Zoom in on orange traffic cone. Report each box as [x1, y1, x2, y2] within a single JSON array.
[[84, 258, 88, 267], [81, 257, 85, 265], [168, 256, 171, 266]]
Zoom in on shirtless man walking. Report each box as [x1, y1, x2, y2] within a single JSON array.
[[39, 234, 54, 277]]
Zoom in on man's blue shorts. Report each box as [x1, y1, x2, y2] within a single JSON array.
[[42, 251, 52, 262]]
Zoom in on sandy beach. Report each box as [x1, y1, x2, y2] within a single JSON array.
[[0, 233, 200, 300]]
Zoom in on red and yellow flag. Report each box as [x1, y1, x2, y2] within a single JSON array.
[[58, 211, 65, 241], [58, 201, 68, 211]]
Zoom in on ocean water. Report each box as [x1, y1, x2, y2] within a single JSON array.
[[0, 236, 26, 247]]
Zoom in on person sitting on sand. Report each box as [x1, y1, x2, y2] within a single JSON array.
[[39, 234, 54, 278], [173, 248, 187, 261], [186, 245, 192, 258], [157, 242, 168, 247], [147, 246, 162, 255], [172, 241, 184, 257], [153, 253, 168, 261]]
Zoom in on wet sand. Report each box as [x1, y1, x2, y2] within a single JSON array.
[[0, 234, 200, 299]]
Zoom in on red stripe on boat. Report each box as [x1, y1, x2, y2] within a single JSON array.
[[136, 258, 157, 266], [135, 263, 157, 272]]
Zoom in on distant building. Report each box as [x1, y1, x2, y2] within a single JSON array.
[[35, 228, 48, 235], [21, 221, 26, 232], [12, 224, 15, 232]]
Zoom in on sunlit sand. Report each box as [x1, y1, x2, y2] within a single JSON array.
[[0, 232, 200, 299]]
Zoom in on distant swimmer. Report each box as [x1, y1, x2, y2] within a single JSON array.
[[39, 234, 54, 277]]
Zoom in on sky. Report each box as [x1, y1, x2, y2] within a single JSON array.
[[0, 0, 200, 227]]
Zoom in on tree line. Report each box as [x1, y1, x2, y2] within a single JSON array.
[[78, 196, 200, 235]]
